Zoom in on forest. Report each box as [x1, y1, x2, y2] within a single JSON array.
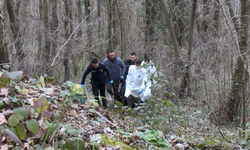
[[0, 0, 250, 149]]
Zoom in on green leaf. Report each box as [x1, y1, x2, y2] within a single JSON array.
[[162, 100, 172, 106], [0, 75, 10, 88], [8, 115, 20, 128], [115, 100, 123, 107], [72, 84, 84, 95], [153, 118, 162, 124], [0, 100, 5, 109], [208, 140, 215, 146], [9, 96, 18, 103], [26, 119, 39, 134], [40, 76, 45, 88], [157, 139, 169, 147], [65, 81, 74, 87], [15, 123, 26, 140], [13, 107, 29, 119], [226, 132, 234, 141], [64, 141, 74, 150], [239, 139, 248, 145], [244, 129, 250, 135], [74, 139, 85, 150]]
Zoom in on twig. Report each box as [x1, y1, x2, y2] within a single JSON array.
[[95, 111, 117, 127], [218, 128, 231, 143], [47, 7, 96, 71]]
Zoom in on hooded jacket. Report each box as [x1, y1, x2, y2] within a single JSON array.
[[103, 56, 125, 81]]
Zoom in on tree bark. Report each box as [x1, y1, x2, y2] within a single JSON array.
[[63, 0, 71, 82], [159, 0, 182, 67], [202, 0, 210, 33], [0, 11, 9, 69], [173, 0, 185, 47], [43, 0, 51, 64], [107, 0, 113, 53], [179, 0, 197, 98], [144, 0, 155, 59], [50, 0, 58, 61], [84, 0, 93, 61], [226, 0, 249, 122], [6, 0, 25, 69], [213, 0, 220, 33]]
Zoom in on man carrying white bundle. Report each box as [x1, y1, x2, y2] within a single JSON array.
[[124, 59, 151, 108], [140, 57, 157, 101]]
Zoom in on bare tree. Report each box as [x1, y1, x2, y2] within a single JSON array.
[[144, 0, 155, 58], [226, 0, 249, 122], [0, 10, 9, 69], [84, 0, 93, 61], [63, 0, 72, 82], [43, 0, 50, 64], [6, 0, 25, 70], [179, 0, 197, 98], [50, 0, 58, 61]]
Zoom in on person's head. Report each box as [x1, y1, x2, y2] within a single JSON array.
[[129, 52, 137, 63], [91, 58, 99, 68], [135, 59, 142, 69], [108, 50, 116, 60], [144, 58, 150, 64]]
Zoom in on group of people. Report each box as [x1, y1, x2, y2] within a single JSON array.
[[80, 50, 157, 109]]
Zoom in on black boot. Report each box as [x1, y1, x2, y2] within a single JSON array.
[[102, 99, 107, 109]]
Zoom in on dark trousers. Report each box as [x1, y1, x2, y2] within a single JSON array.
[[119, 78, 127, 105], [106, 79, 122, 103], [92, 83, 107, 108]]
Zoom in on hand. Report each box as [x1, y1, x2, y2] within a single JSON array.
[[110, 80, 113, 84], [80, 84, 84, 88], [121, 76, 124, 80], [138, 88, 142, 94]]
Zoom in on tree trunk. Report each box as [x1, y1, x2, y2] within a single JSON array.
[[202, 0, 210, 33], [144, 0, 155, 59], [159, 0, 182, 67], [6, 0, 25, 69], [173, 0, 185, 47], [0, 11, 9, 69], [50, 0, 58, 60], [179, 0, 197, 98], [213, 0, 220, 33], [63, 0, 71, 82], [43, 0, 51, 64], [106, 0, 113, 53], [37, 0, 43, 62], [84, 0, 93, 61], [226, 0, 249, 122]]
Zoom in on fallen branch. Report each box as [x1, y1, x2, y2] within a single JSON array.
[[95, 111, 117, 127]]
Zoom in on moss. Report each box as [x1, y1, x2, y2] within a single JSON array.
[[100, 134, 136, 150]]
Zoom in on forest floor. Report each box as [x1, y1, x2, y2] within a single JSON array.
[[0, 71, 247, 150]]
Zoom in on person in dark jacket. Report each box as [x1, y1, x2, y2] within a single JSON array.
[[120, 52, 137, 103], [103, 50, 126, 105], [81, 58, 113, 108]]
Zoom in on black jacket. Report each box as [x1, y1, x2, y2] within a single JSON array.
[[81, 63, 111, 85], [124, 59, 136, 78]]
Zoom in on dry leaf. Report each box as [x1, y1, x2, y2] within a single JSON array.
[[0, 114, 7, 125], [0, 144, 8, 150], [4, 129, 23, 145]]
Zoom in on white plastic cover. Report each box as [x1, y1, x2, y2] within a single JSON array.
[[124, 62, 157, 102]]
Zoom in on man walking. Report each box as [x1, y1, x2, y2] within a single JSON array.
[[81, 58, 113, 108], [120, 52, 137, 103], [103, 50, 126, 105]]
